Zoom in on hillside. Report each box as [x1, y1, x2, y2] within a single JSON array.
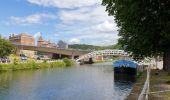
[[68, 44, 122, 50]]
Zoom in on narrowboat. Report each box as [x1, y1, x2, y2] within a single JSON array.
[[113, 60, 138, 75]]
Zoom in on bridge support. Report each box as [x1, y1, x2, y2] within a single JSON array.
[[96, 55, 104, 61], [70, 51, 75, 60], [52, 54, 70, 59], [82, 57, 93, 64], [71, 55, 74, 60], [88, 58, 93, 64]]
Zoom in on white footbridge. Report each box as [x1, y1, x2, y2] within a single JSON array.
[[76, 49, 129, 62]]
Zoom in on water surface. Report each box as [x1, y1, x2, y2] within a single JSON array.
[[0, 62, 135, 100]]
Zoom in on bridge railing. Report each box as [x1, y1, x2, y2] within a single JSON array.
[[76, 49, 129, 61]]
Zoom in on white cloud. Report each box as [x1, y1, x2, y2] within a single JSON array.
[[55, 5, 118, 46], [9, 13, 56, 25], [34, 32, 41, 38], [90, 39, 115, 46], [90, 20, 117, 33], [59, 6, 113, 24], [25, 0, 118, 46], [69, 38, 81, 44], [27, 0, 100, 9], [77, 33, 114, 40]]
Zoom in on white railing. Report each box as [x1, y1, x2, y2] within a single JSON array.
[[138, 64, 151, 100], [76, 49, 129, 61]]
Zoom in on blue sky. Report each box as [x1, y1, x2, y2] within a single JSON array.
[[0, 0, 118, 46]]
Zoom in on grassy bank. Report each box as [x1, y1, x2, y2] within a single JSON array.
[[149, 70, 170, 100], [0, 58, 75, 71], [94, 60, 113, 63], [127, 69, 170, 100]]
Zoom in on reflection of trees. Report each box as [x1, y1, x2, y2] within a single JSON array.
[[0, 72, 12, 87], [0, 72, 13, 100]]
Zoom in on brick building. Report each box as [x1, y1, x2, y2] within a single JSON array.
[[9, 33, 35, 58], [9, 33, 35, 46]]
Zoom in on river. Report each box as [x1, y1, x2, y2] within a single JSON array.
[[0, 62, 136, 100]]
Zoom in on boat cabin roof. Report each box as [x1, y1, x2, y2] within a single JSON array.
[[113, 60, 138, 68]]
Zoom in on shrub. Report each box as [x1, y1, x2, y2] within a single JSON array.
[[13, 58, 19, 65], [50, 61, 66, 67], [0, 59, 74, 71], [63, 58, 74, 67]]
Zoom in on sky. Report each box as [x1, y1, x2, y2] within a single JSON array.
[[0, 0, 118, 46]]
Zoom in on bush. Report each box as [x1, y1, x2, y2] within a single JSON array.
[[0, 59, 74, 71], [0, 64, 13, 71], [63, 58, 74, 67], [50, 61, 66, 67], [13, 58, 19, 65]]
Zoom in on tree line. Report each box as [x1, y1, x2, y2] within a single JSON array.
[[68, 44, 122, 51], [102, 0, 170, 72]]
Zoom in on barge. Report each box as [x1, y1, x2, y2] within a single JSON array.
[[113, 60, 138, 75]]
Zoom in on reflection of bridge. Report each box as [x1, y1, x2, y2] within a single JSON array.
[[76, 49, 129, 62], [14, 44, 90, 59]]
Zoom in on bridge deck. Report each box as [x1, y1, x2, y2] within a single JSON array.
[[14, 44, 90, 56]]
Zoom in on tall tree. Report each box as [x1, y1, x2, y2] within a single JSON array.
[[102, 0, 170, 71], [0, 36, 14, 57]]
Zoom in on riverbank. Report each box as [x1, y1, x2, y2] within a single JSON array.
[[126, 71, 146, 100], [0, 58, 75, 71], [126, 69, 170, 100], [94, 60, 113, 63]]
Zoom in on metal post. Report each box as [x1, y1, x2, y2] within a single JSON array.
[[71, 55, 74, 60], [71, 51, 74, 60]]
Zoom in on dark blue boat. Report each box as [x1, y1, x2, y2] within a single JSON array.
[[113, 60, 138, 75]]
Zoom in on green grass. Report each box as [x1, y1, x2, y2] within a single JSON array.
[[63, 58, 75, 67], [0, 60, 73, 71], [136, 72, 143, 79], [94, 60, 113, 63], [149, 69, 170, 100], [127, 69, 170, 100]]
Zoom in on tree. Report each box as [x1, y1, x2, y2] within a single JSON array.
[[102, 0, 170, 71], [0, 36, 14, 57]]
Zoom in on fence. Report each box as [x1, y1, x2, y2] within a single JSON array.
[[138, 64, 151, 100]]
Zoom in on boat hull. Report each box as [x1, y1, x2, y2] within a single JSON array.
[[114, 67, 137, 75]]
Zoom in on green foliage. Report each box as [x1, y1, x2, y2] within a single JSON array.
[[0, 64, 13, 71], [0, 36, 14, 57], [13, 58, 19, 65], [136, 72, 143, 79], [94, 60, 106, 63], [63, 58, 74, 67], [69, 44, 121, 50], [43, 60, 47, 63], [102, 0, 170, 59], [0, 60, 72, 71], [50, 61, 66, 67]]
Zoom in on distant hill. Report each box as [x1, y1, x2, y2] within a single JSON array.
[[68, 44, 122, 50]]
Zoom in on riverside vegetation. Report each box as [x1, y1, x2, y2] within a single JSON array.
[[0, 58, 75, 71]]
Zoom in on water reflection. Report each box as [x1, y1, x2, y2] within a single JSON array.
[[0, 63, 135, 100]]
